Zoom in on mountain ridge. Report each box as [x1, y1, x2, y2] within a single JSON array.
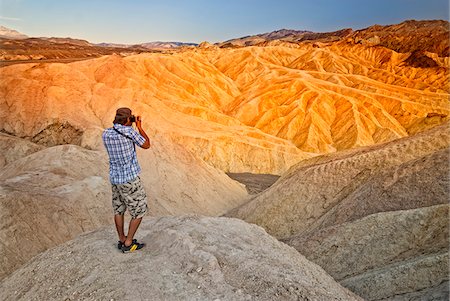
[[0, 25, 28, 39], [217, 20, 449, 56], [3, 19, 448, 54], [96, 41, 198, 49], [0, 25, 198, 50], [219, 27, 353, 47]]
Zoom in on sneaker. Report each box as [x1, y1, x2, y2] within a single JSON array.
[[121, 241, 145, 253], [117, 239, 137, 250]]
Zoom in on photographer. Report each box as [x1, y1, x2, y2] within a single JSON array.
[[102, 107, 151, 253]]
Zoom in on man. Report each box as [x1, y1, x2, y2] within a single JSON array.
[[102, 107, 151, 253]]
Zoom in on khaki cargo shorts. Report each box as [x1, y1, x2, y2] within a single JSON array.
[[111, 176, 148, 219]]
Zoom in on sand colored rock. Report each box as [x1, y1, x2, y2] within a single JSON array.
[[0, 134, 247, 280], [136, 133, 247, 215], [343, 254, 448, 301], [227, 172, 280, 194], [290, 146, 450, 236], [0, 133, 44, 168], [0, 216, 362, 301], [226, 123, 449, 300], [1, 39, 448, 173], [227, 123, 449, 238], [287, 205, 449, 300], [0, 144, 111, 281]]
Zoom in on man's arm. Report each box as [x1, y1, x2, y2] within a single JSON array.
[[135, 116, 151, 149]]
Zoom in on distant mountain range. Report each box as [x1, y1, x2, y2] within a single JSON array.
[[0, 25, 198, 49], [0, 25, 28, 39], [40, 37, 92, 46], [1, 19, 448, 61], [217, 20, 449, 56], [96, 41, 198, 49], [219, 28, 352, 47]]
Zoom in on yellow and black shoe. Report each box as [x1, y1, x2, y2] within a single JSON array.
[[117, 239, 137, 250], [121, 241, 145, 253]]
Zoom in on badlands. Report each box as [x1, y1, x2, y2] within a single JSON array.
[[0, 20, 449, 300]]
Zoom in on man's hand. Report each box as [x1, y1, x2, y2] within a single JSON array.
[[135, 115, 151, 149], [136, 115, 143, 129]]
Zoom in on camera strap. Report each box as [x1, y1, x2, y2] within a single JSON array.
[[113, 126, 137, 151], [113, 127, 133, 140]]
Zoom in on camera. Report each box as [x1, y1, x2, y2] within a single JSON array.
[[130, 115, 136, 123]]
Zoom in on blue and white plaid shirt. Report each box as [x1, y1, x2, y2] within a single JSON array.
[[102, 124, 146, 184]]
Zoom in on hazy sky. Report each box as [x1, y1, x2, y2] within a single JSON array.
[[0, 0, 448, 44]]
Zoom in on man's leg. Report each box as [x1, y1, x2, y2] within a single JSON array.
[[123, 177, 148, 247], [124, 217, 142, 246], [114, 214, 127, 243], [112, 184, 127, 243]]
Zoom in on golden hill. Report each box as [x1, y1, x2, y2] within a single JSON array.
[[0, 40, 448, 173]]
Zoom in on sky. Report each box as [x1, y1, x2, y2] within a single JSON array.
[[0, 0, 448, 44]]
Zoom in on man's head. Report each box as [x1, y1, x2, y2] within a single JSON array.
[[114, 107, 135, 125]]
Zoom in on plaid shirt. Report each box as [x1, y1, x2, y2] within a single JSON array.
[[102, 124, 146, 184]]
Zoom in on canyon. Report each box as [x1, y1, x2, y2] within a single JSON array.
[[0, 19, 448, 300]]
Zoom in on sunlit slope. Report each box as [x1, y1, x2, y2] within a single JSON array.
[[1, 42, 448, 172], [0, 54, 309, 174], [205, 44, 449, 152]]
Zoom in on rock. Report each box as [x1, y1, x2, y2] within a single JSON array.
[[0, 22, 448, 299], [405, 50, 439, 68], [198, 41, 218, 49], [226, 172, 280, 194], [226, 123, 450, 300], [349, 20, 450, 56], [295, 147, 450, 235], [136, 133, 247, 215], [0, 216, 362, 301], [287, 205, 449, 300], [342, 252, 448, 301], [80, 126, 105, 150], [227, 125, 450, 239], [31, 121, 83, 146], [355, 35, 380, 46], [0, 144, 111, 281], [227, 123, 450, 238], [0, 133, 44, 166]]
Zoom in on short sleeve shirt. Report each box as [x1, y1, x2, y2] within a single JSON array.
[[102, 124, 146, 184]]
